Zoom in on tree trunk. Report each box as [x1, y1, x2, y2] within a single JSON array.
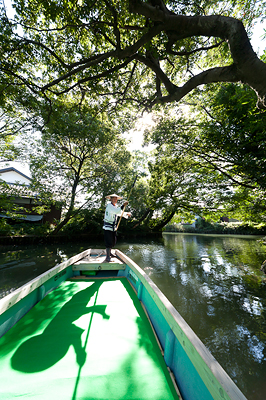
[[151, 209, 176, 231], [132, 208, 153, 229], [50, 164, 82, 235]]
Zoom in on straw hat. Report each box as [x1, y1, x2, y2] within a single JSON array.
[[105, 193, 123, 200]]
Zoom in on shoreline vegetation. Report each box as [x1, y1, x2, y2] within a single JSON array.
[[1, 219, 266, 275], [0, 230, 163, 245], [164, 220, 266, 236], [1, 218, 266, 242], [164, 220, 266, 275]]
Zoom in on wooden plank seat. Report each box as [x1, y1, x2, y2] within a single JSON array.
[[72, 249, 126, 271]]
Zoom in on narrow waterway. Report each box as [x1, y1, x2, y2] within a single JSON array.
[[1, 233, 266, 400]]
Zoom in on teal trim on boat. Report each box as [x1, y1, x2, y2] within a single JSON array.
[[0, 249, 248, 400]]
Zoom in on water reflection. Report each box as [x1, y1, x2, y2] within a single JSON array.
[[119, 234, 266, 400], [1, 234, 266, 400], [0, 242, 102, 298]]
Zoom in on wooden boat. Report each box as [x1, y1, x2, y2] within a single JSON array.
[[0, 249, 247, 400]]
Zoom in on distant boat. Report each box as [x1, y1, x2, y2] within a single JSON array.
[[0, 249, 247, 400]]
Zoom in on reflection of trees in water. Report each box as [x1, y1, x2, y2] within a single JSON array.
[[0, 242, 99, 298], [163, 233, 266, 275], [162, 234, 266, 399]]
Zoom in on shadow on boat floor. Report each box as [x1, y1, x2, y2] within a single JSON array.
[[0, 278, 178, 400]]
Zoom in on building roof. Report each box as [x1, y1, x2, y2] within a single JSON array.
[[0, 167, 31, 182]]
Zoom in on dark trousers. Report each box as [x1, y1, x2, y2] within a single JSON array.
[[104, 230, 117, 248]]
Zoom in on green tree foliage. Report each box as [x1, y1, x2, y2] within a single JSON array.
[[192, 84, 266, 188], [1, 0, 266, 233], [125, 150, 149, 218], [56, 151, 152, 236], [27, 100, 132, 234], [146, 83, 266, 224], [0, 0, 266, 115], [195, 84, 266, 221], [0, 104, 28, 164], [146, 140, 213, 228]]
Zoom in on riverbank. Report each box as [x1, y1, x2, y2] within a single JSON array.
[[1, 228, 266, 246], [165, 220, 266, 236], [1, 218, 266, 245], [0, 230, 162, 245], [163, 232, 266, 239]]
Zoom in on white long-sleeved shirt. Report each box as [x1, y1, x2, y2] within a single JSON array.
[[103, 203, 128, 231]]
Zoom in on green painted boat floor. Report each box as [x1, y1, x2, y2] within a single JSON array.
[[0, 278, 178, 400]]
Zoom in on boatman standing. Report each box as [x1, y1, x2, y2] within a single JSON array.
[[103, 193, 131, 262]]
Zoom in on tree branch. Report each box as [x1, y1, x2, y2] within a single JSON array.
[[149, 64, 240, 107], [167, 40, 226, 56], [130, 1, 266, 107], [135, 53, 177, 94], [3, 0, 266, 108], [192, 150, 257, 189]]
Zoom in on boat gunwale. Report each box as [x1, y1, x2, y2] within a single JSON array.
[[0, 247, 248, 400], [0, 249, 91, 317], [115, 249, 248, 400]]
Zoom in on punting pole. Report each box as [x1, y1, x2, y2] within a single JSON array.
[[116, 174, 138, 232]]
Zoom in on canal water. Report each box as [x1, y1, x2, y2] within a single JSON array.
[[1, 233, 266, 400]]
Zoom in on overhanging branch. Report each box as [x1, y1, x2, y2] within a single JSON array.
[[149, 64, 240, 107]]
